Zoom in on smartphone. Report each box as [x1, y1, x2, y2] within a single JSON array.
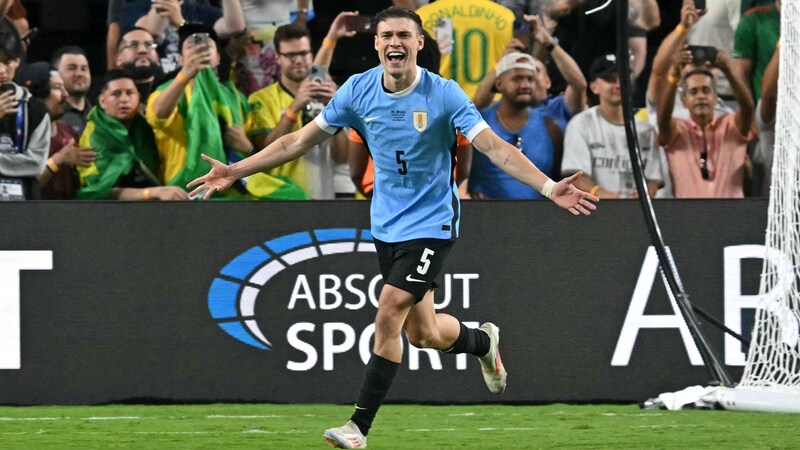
[[21, 27, 38, 43], [688, 45, 718, 65], [192, 32, 210, 49], [0, 84, 15, 96], [694, 0, 706, 10], [436, 17, 453, 55], [309, 64, 327, 83], [346, 15, 374, 34]]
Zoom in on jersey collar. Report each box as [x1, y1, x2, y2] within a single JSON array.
[[384, 66, 422, 98]]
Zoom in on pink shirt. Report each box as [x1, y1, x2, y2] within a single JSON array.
[[664, 114, 754, 198]]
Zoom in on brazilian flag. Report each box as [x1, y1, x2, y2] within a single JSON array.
[[156, 69, 308, 200], [76, 107, 160, 200]]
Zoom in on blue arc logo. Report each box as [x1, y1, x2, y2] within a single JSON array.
[[208, 228, 375, 350]]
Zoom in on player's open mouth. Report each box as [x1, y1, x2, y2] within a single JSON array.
[[387, 52, 405, 62]]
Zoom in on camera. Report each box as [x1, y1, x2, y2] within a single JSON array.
[[688, 45, 718, 65]]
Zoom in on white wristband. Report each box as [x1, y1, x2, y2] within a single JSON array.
[[541, 179, 556, 199]]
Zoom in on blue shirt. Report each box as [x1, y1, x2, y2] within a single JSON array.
[[469, 103, 555, 199], [536, 95, 572, 131], [316, 66, 488, 242]]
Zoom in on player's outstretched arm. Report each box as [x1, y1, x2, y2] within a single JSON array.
[[550, 171, 599, 216], [472, 128, 598, 215], [187, 121, 331, 199]]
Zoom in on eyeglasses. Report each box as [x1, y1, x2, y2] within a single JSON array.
[[122, 40, 158, 51], [279, 50, 312, 61], [700, 131, 709, 180]]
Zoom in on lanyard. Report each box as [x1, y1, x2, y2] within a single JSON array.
[[14, 100, 24, 152]]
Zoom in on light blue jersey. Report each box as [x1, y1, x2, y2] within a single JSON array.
[[315, 66, 488, 243]]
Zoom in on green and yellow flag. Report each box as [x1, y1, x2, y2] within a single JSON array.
[[76, 108, 159, 200], [156, 69, 308, 199]]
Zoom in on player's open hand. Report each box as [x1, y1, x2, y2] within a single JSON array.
[[551, 171, 599, 216], [186, 154, 236, 200]]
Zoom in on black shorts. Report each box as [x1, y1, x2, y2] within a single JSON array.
[[374, 238, 455, 302]]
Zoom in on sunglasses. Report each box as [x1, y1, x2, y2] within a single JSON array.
[[700, 131, 709, 180]]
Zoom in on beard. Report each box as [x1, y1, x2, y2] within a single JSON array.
[[120, 62, 160, 81]]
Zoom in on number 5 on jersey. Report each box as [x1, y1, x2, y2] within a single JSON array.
[[396, 150, 407, 175]]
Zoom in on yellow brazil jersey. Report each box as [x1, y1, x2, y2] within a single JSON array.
[[246, 82, 314, 197], [417, 0, 515, 99], [146, 86, 190, 184]]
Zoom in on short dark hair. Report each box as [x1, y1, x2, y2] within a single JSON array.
[[374, 6, 423, 34], [51, 45, 88, 69], [118, 27, 155, 53], [273, 24, 311, 54], [99, 69, 136, 94], [0, 32, 20, 62], [679, 68, 717, 98]]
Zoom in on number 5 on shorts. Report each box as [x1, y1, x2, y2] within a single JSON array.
[[417, 248, 435, 275]]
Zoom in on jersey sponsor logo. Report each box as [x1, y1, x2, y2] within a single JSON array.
[[413, 111, 428, 132]]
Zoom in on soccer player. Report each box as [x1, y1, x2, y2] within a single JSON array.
[[188, 6, 598, 449]]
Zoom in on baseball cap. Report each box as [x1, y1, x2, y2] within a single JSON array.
[[589, 54, 619, 81], [495, 52, 538, 78], [15, 61, 52, 99], [492, 52, 538, 92]]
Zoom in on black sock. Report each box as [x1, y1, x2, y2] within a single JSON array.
[[350, 354, 399, 436], [445, 323, 490, 356]]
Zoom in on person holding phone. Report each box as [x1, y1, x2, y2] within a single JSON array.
[[654, 0, 755, 199], [0, 32, 49, 201], [245, 12, 356, 199], [146, 23, 256, 195]]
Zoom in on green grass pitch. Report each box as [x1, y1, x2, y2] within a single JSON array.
[[1, 403, 797, 449]]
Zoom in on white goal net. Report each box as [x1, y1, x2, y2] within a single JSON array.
[[710, 0, 800, 413]]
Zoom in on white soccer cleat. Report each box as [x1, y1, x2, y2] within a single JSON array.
[[323, 420, 367, 448], [479, 322, 507, 394]]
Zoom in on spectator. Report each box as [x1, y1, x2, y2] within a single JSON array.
[[469, 52, 564, 199], [147, 23, 283, 199], [52, 46, 92, 136], [547, 0, 659, 99], [0, 0, 24, 64], [733, 0, 780, 102], [77, 70, 188, 201], [417, 0, 516, 99], [495, 0, 542, 20], [18, 62, 95, 200], [687, 0, 742, 108], [122, 0, 245, 74], [752, 42, 778, 196], [307, 1, 409, 86], [562, 54, 663, 199], [473, 14, 586, 131], [116, 27, 163, 102], [229, 0, 310, 95], [246, 20, 351, 199], [0, 33, 50, 201], [657, 55, 755, 198]]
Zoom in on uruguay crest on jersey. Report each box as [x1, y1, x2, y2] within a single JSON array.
[[413, 111, 428, 132]]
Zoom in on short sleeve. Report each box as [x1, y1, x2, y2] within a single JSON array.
[[733, 15, 756, 60], [561, 114, 593, 176], [443, 81, 488, 142], [316, 77, 355, 134]]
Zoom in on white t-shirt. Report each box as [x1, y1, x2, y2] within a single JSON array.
[[563, 106, 663, 197]]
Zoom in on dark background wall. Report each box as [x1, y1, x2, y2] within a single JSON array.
[[0, 200, 770, 405]]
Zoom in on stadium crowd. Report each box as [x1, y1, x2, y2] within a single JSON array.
[[0, 0, 782, 201]]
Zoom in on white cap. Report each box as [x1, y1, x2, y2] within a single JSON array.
[[495, 52, 538, 78]]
